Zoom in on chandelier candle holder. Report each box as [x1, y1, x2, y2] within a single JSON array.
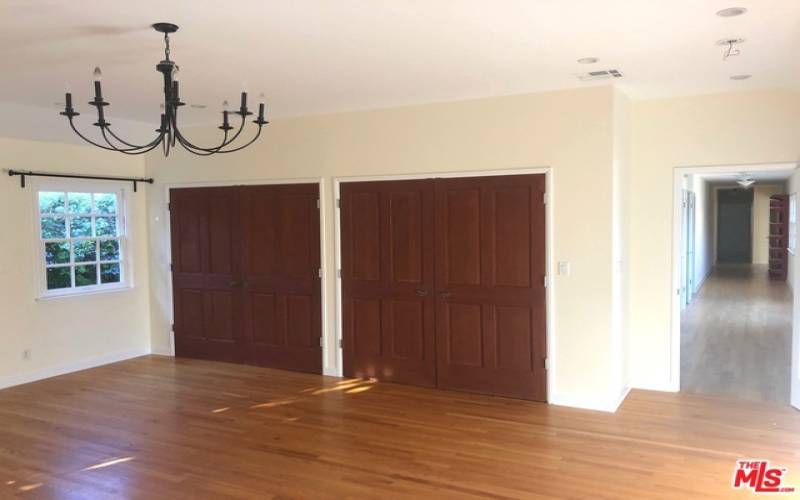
[[60, 22, 268, 157]]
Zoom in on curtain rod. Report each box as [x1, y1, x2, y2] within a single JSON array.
[[7, 169, 154, 192]]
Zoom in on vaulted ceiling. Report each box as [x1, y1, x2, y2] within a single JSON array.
[[1, 0, 798, 126]]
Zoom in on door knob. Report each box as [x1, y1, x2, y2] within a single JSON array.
[[415, 289, 428, 297], [437, 291, 451, 298]]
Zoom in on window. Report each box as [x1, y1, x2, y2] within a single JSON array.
[[789, 193, 797, 255], [36, 184, 130, 298]]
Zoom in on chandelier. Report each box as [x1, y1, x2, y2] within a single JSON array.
[[60, 23, 268, 157]]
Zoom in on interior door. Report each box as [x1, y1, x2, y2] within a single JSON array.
[[240, 184, 322, 373], [170, 187, 243, 362], [434, 174, 547, 401], [792, 197, 800, 410], [340, 180, 436, 387]]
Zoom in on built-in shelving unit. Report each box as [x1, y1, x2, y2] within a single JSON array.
[[768, 194, 788, 280]]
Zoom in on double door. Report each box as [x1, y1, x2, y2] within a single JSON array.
[[169, 184, 322, 373], [340, 174, 547, 400]]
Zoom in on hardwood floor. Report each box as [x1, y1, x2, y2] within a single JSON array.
[[681, 264, 792, 403], [1, 356, 799, 499]]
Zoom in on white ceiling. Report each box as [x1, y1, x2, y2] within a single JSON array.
[[1, 0, 799, 127], [700, 168, 796, 186]]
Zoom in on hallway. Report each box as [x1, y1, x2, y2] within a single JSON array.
[[681, 264, 792, 404]]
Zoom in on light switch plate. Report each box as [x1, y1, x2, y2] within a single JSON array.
[[558, 261, 570, 276]]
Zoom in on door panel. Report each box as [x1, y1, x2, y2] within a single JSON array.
[[435, 174, 546, 401], [341, 180, 436, 387], [170, 187, 242, 362], [241, 184, 322, 373]]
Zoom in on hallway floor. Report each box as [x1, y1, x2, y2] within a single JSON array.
[[681, 264, 792, 404]]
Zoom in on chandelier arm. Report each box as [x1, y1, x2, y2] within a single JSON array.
[[174, 128, 230, 156], [172, 113, 246, 152], [104, 125, 164, 150], [68, 118, 126, 152], [215, 126, 264, 154], [101, 127, 165, 155], [104, 126, 159, 149]]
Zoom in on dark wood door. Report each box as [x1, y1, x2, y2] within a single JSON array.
[[434, 175, 547, 400], [170, 184, 322, 374], [240, 184, 322, 373], [170, 187, 243, 362], [340, 174, 547, 401], [341, 180, 436, 386]]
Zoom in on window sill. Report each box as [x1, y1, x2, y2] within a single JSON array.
[[36, 284, 133, 302]]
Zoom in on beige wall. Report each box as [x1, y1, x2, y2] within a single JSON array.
[[752, 184, 786, 265], [146, 86, 626, 409], [0, 137, 151, 388], [628, 89, 800, 390]]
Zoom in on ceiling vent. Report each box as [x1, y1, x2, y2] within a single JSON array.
[[576, 69, 623, 81]]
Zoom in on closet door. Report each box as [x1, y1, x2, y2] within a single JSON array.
[[240, 184, 322, 373], [434, 174, 547, 400], [340, 180, 436, 386], [170, 187, 243, 362]]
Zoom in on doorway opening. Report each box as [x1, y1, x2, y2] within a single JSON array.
[[673, 164, 799, 408]]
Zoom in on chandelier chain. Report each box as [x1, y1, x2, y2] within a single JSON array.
[[164, 33, 171, 61]]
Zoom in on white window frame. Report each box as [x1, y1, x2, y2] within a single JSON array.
[[789, 193, 797, 256], [32, 178, 133, 299]]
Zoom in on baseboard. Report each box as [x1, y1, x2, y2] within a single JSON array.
[[150, 346, 174, 356], [631, 380, 679, 393], [693, 267, 713, 294], [550, 386, 631, 413], [0, 347, 150, 391]]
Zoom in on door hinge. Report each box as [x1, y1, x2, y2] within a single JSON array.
[[542, 192, 547, 205], [319, 337, 324, 347], [336, 198, 341, 208], [339, 338, 343, 349], [171, 323, 175, 332], [544, 357, 549, 370], [318, 268, 322, 278], [167, 202, 171, 211], [337, 268, 342, 278], [170, 263, 174, 272], [543, 275, 548, 288], [316, 199, 320, 209]]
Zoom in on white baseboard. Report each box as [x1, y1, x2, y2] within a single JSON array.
[[0, 347, 150, 391], [550, 386, 631, 413], [150, 346, 174, 356], [631, 380, 679, 393]]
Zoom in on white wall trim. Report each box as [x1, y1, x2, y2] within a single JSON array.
[[666, 162, 798, 393], [550, 385, 631, 413], [331, 166, 556, 400], [160, 177, 330, 371], [0, 347, 150, 391]]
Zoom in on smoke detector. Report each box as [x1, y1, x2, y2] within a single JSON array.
[[576, 69, 623, 81]]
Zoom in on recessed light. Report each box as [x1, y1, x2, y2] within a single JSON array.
[[717, 7, 747, 17], [577, 57, 598, 64], [189, 104, 207, 109], [730, 74, 752, 80]]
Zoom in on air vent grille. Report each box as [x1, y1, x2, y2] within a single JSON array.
[[576, 69, 623, 81]]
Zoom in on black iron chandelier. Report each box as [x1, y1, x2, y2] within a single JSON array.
[[60, 22, 268, 157]]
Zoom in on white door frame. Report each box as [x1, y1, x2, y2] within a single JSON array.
[[161, 177, 330, 369], [670, 162, 796, 392], [331, 167, 555, 401]]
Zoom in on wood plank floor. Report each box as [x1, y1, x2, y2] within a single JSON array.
[[681, 264, 792, 403], [1, 356, 799, 499]]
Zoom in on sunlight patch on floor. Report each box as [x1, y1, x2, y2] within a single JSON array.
[[83, 456, 135, 471]]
